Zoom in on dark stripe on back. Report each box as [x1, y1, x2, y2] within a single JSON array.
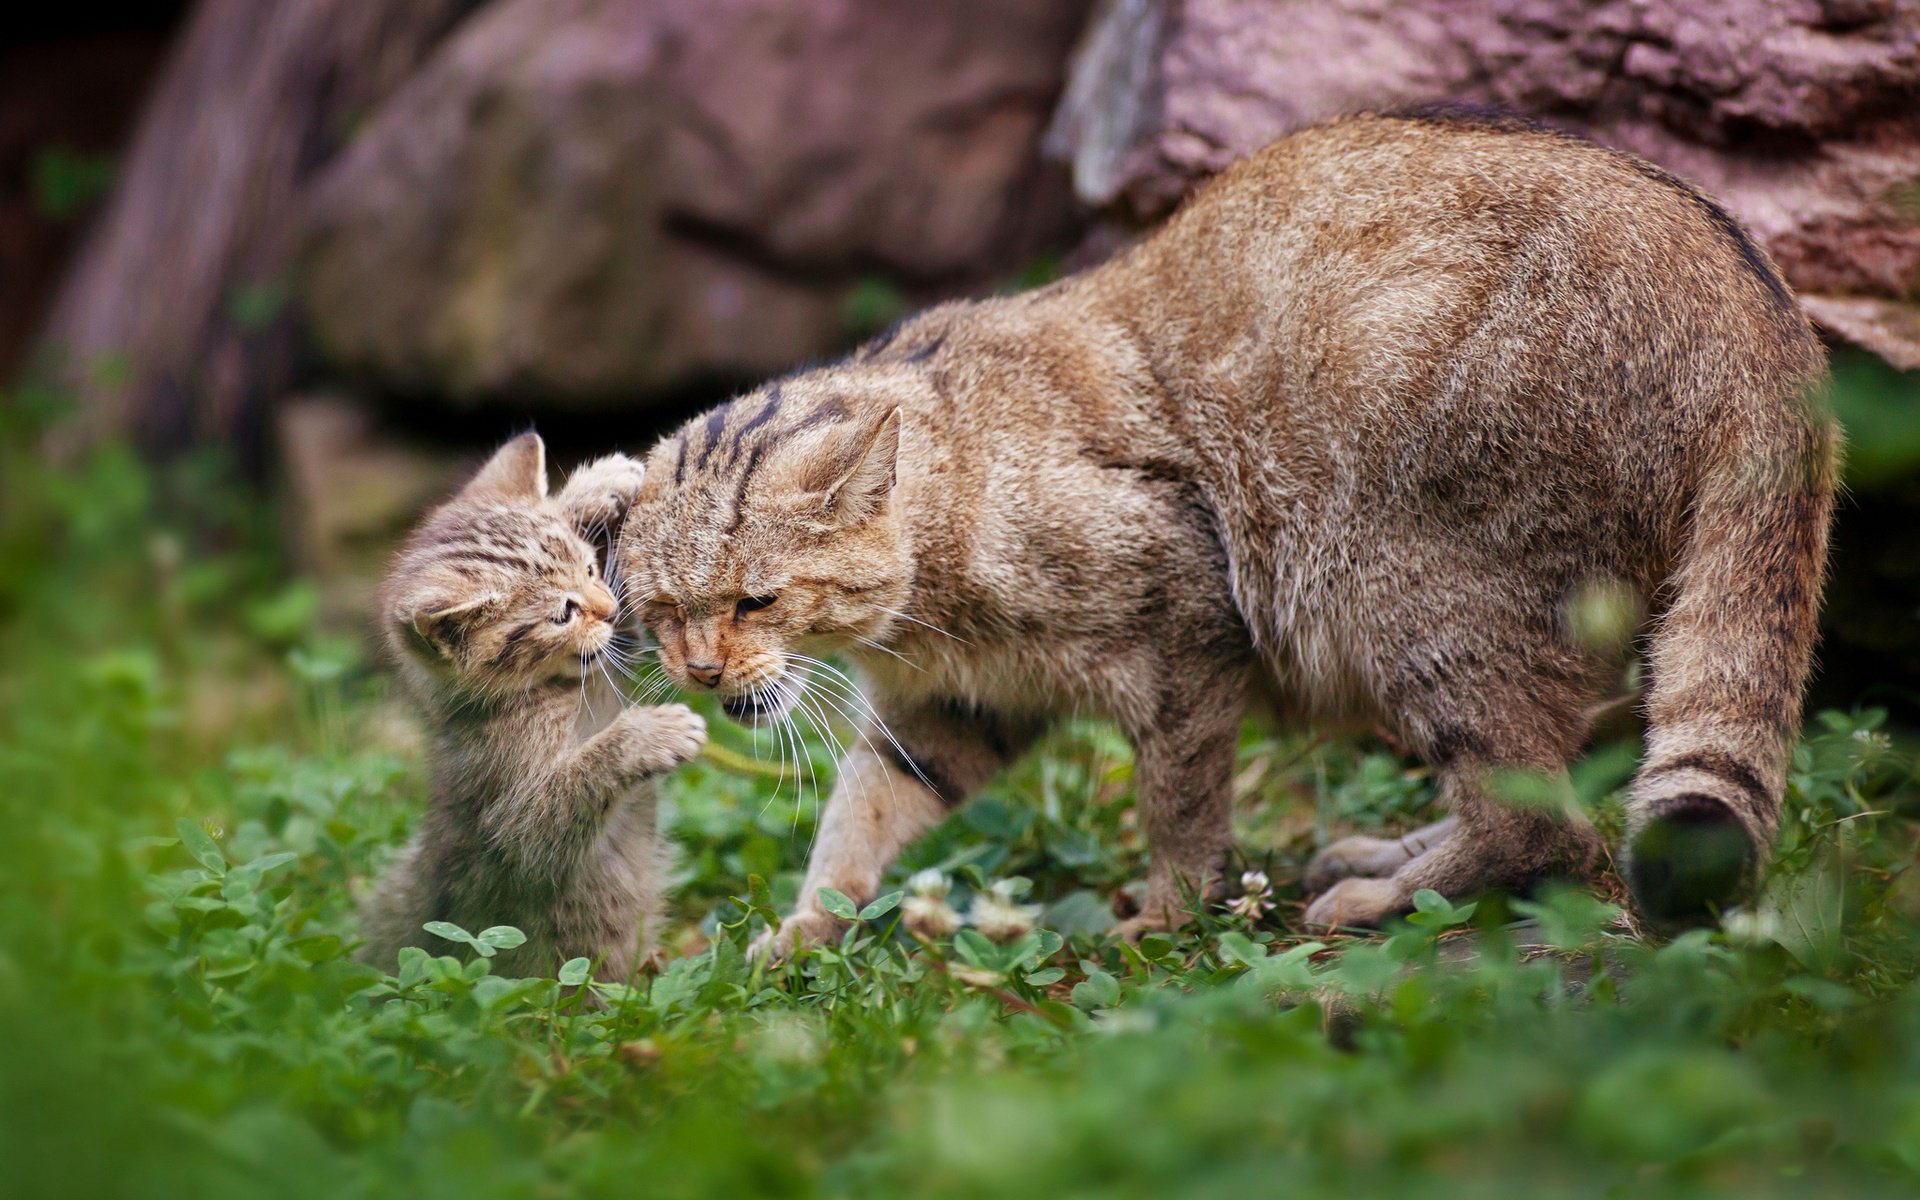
[[694, 407, 730, 471], [672, 432, 689, 485], [789, 397, 851, 436], [902, 335, 946, 364], [728, 385, 783, 463], [721, 443, 767, 536], [1644, 750, 1771, 806]]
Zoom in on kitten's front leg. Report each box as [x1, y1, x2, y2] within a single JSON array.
[[556, 453, 647, 541], [485, 704, 706, 870]]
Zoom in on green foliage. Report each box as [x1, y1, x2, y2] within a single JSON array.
[[2, 407, 1920, 1199]]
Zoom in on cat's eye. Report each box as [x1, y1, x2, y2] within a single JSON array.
[[736, 594, 778, 618], [554, 598, 581, 625]]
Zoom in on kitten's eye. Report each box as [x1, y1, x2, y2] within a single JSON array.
[[554, 598, 582, 626], [736, 594, 778, 618]]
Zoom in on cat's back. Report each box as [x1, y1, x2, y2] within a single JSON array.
[[1119, 108, 1819, 402]]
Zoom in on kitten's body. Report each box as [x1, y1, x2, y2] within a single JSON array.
[[360, 436, 705, 980], [619, 110, 1835, 947]]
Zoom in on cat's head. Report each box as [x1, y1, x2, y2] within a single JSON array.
[[381, 433, 620, 701], [617, 373, 914, 720]]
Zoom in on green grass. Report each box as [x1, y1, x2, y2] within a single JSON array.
[[3, 410, 1919, 1199]]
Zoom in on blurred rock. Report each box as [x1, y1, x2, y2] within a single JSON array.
[[1049, 0, 1920, 367], [277, 393, 474, 624], [31, 0, 479, 454], [301, 0, 1090, 407]]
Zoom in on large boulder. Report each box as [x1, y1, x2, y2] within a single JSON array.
[[1049, 0, 1920, 367], [301, 0, 1091, 407]]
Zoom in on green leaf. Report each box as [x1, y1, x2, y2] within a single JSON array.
[[175, 819, 226, 875], [1216, 931, 1268, 967], [953, 928, 997, 968], [476, 926, 527, 950], [1071, 969, 1121, 1011], [816, 887, 858, 920], [423, 921, 490, 955], [1025, 968, 1066, 987], [858, 890, 905, 921], [557, 958, 592, 986], [746, 873, 776, 917]]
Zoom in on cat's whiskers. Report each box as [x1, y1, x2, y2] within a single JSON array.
[[872, 604, 968, 645], [785, 658, 917, 815], [771, 675, 825, 829], [796, 661, 938, 805], [850, 633, 922, 672]]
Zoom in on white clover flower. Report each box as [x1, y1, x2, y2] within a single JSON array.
[[903, 893, 963, 940], [1227, 870, 1274, 922], [1722, 908, 1780, 945], [969, 881, 1042, 944], [908, 868, 952, 899]]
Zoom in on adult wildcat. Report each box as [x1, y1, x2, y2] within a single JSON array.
[[616, 109, 1835, 952], [360, 433, 706, 980]]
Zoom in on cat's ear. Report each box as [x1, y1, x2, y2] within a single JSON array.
[[461, 432, 548, 504], [409, 595, 496, 659], [821, 407, 901, 526]]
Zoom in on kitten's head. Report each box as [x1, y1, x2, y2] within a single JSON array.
[[617, 373, 915, 721], [381, 433, 619, 703]]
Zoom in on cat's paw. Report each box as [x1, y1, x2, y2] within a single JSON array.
[[1303, 876, 1408, 930], [1108, 912, 1174, 943], [616, 703, 707, 777], [1304, 835, 1415, 892], [559, 453, 646, 534], [748, 908, 845, 964]]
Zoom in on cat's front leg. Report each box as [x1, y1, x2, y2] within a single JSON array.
[[754, 701, 1044, 961], [1114, 695, 1244, 941], [556, 453, 647, 541]]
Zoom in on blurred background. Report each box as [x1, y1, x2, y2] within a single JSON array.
[[5, 5, 1920, 1196]]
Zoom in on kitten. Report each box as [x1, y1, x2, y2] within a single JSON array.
[[359, 433, 706, 982], [618, 109, 1835, 951]]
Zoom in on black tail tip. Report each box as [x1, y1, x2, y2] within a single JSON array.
[[1627, 794, 1760, 927]]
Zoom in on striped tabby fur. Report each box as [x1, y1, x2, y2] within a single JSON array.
[[360, 434, 705, 981], [617, 109, 1836, 948]]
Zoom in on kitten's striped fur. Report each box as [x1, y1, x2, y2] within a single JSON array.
[[360, 434, 705, 981], [619, 110, 1836, 947]]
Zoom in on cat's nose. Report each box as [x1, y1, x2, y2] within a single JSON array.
[[584, 580, 617, 621], [685, 661, 723, 688]]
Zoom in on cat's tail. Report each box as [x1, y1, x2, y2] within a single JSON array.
[[1624, 398, 1838, 926]]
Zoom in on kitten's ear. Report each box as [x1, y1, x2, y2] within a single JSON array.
[[461, 432, 548, 504], [409, 595, 496, 658], [821, 407, 901, 526]]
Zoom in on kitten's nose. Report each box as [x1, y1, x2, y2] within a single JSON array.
[[685, 661, 723, 688], [584, 580, 617, 622]]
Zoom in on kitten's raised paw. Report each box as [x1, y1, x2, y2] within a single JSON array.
[[1304, 877, 1408, 930], [619, 703, 707, 776]]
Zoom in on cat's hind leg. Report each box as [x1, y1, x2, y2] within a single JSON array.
[[1304, 816, 1457, 893], [1305, 615, 1608, 928]]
